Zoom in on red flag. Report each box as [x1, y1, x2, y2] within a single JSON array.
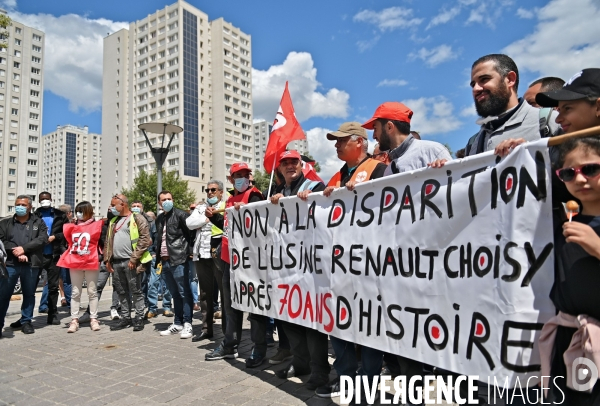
[[263, 82, 306, 173], [302, 161, 323, 183]]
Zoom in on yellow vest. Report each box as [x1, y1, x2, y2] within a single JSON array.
[[210, 201, 226, 236], [109, 215, 152, 264]]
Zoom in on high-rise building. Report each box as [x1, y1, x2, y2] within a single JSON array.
[[41, 125, 102, 215], [0, 10, 45, 216], [253, 120, 271, 171], [101, 1, 253, 210], [253, 120, 310, 172]]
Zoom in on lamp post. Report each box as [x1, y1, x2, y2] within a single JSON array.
[[138, 122, 184, 212]]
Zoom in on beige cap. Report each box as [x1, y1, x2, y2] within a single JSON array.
[[327, 122, 367, 140]]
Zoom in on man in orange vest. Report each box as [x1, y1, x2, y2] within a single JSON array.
[[322, 122, 387, 198]]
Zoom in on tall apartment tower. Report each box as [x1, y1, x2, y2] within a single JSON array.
[[0, 10, 45, 216], [41, 125, 102, 215], [101, 1, 253, 210]]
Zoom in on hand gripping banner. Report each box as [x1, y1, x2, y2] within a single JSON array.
[[228, 140, 555, 386]]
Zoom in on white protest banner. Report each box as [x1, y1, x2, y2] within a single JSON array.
[[227, 140, 555, 385]]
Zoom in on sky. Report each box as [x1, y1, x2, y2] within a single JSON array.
[[2, 0, 599, 181]]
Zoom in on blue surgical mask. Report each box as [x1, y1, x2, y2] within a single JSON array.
[[110, 207, 120, 217], [234, 178, 250, 192], [131, 207, 141, 214], [207, 197, 219, 205], [162, 200, 174, 212], [15, 206, 28, 216]]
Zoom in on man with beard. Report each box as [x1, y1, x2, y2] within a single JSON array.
[[464, 54, 561, 156]]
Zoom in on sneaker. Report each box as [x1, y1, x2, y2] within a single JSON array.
[[110, 308, 120, 320], [78, 312, 91, 324], [132, 318, 144, 332], [269, 348, 293, 365], [180, 322, 193, 339], [90, 319, 100, 331], [163, 310, 174, 317], [9, 320, 23, 329], [110, 318, 132, 331], [316, 378, 345, 398], [205, 344, 238, 360], [160, 323, 183, 336], [38, 308, 48, 314], [146, 311, 157, 319], [306, 373, 330, 390], [67, 319, 79, 333], [22, 322, 35, 334], [245, 349, 266, 368]]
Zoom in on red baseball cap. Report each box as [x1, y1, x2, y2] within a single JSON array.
[[278, 150, 301, 162], [362, 102, 413, 129], [229, 162, 252, 175]]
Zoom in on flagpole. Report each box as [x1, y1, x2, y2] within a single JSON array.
[[267, 158, 277, 199], [547, 125, 600, 146]]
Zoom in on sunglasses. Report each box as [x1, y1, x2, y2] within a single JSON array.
[[556, 163, 600, 182], [206, 188, 219, 193]]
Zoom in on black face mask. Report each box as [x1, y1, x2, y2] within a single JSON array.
[[107, 210, 116, 221]]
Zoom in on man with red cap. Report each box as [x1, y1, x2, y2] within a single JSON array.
[[269, 150, 330, 389], [204, 162, 269, 368], [362, 102, 451, 176]]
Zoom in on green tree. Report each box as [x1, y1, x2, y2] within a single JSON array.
[[253, 170, 271, 192], [121, 169, 197, 213], [0, 15, 11, 49]]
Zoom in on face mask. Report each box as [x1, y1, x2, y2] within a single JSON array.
[[40, 199, 52, 208], [15, 206, 28, 216], [162, 200, 174, 212], [76, 212, 84, 220], [131, 207, 141, 214], [234, 178, 250, 192], [110, 207, 120, 217], [207, 197, 219, 205]]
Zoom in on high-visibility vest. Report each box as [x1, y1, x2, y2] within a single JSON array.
[[109, 214, 153, 264], [327, 158, 381, 187], [211, 201, 226, 236]]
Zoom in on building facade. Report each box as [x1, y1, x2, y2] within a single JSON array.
[[101, 1, 253, 210], [0, 10, 45, 216], [41, 125, 102, 215]]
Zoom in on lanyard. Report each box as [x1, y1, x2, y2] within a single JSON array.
[[114, 214, 131, 234]]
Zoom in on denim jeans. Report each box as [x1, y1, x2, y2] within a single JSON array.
[[61, 267, 72, 305], [147, 258, 172, 312], [188, 259, 198, 304], [0, 263, 39, 329], [161, 260, 193, 325], [330, 336, 383, 381]]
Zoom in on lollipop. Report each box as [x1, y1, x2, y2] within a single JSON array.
[[563, 200, 580, 222]]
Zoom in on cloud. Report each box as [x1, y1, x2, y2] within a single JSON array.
[[11, 10, 128, 112], [427, 7, 461, 29], [353, 7, 423, 31], [377, 79, 408, 87], [252, 52, 350, 123], [305, 127, 341, 182], [503, 0, 600, 80], [460, 105, 477, 117], [356, 35, 380, 52], [516, 8, 536, 19], [401, 96, 463, 135], [409, 45, 458, 68]]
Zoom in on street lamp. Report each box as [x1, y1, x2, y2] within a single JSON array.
[[138, 122, 184, 211]]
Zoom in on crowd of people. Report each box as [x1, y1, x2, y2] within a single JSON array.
[[0, 53, 599, 405]]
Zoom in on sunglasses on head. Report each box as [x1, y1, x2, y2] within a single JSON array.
[[556, 163, 600, 182], [206, 188, 218, 193]]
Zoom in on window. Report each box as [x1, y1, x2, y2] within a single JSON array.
[[10, 132, 16, 139], [31, 79, 40, 86], [29, 124, 38, 131], [10, 144, 17, 151], [32, 56, 41, 63], [30, 90, 39, 97], [28, 135, 37, 142], [13, 73, 19, 80], [10, 120, 17, 128], [10, 157, 16, 163], [28, 147, 37, 154], [14, 38, 21, 46], [0, 57, 4, 64], [30, 101, 39, 108], [15, 27, 21, 34], [26, 183, 36, 190], [27, 159, 37, 166], [13, 50, 20, 57], [27, 171, 36, 177], [11, 108, 17, 115], [13, 85, 19, 92], [32, 34, 42, 41], [8, 181, 15, 188], [8, 168, 16, 175], [29, 113, 39, 120], [32, 45, 42, 53]]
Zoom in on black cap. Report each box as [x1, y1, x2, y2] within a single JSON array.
[[536, 68, 600, 107]]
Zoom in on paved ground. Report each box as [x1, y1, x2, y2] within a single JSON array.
[[0, 283, 457, 406]]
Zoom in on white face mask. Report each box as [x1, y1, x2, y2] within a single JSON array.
[[76, 212, 84, 221], [40, 200, 51, 208]]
